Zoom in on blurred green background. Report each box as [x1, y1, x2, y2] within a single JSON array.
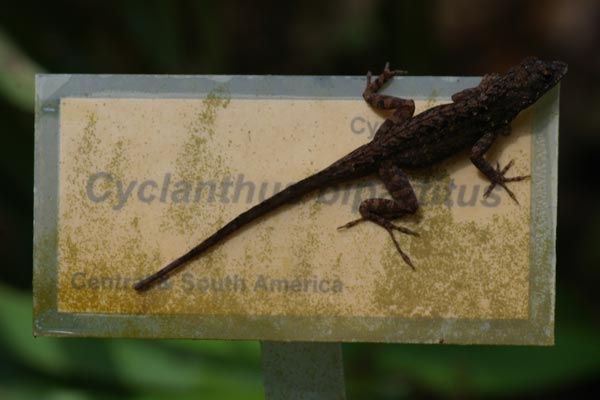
[[1, 0, 599, 398]]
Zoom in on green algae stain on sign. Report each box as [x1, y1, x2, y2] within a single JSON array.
[[161, 86, 233, 236]]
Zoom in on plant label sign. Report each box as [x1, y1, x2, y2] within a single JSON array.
[[34, 74, 559, 344]]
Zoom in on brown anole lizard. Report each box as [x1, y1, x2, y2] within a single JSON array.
[[135, 56, 567, 292]]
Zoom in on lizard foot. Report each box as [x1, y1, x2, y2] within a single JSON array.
[[365, 62, 407, 88], [337, 216, 419, 270], [483, 159, 530, 204], [382, 62, 407, 78]]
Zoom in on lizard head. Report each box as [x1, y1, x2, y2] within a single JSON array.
[[492, 56, 568, 108]]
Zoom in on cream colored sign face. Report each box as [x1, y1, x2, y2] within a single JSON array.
[[57, 95, 531, 319]]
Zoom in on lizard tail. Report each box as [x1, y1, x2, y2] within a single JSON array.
[[133, 168, 339, 292]]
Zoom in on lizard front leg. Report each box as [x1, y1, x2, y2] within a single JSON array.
[[363, 62, 415, 125], [338, 160, 419, 269], [470, 126, 530, 204]]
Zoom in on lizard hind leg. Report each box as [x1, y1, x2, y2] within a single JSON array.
[[338, 161, 420, 269]]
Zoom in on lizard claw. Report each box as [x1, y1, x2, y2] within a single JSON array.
[[385, 227, 416, 270], [391, 223, 420, 237], [483, 159, 530, 204], [366, 70, 373, 85], [383, 62, 407, 78], [337, 217, 364, 230]]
